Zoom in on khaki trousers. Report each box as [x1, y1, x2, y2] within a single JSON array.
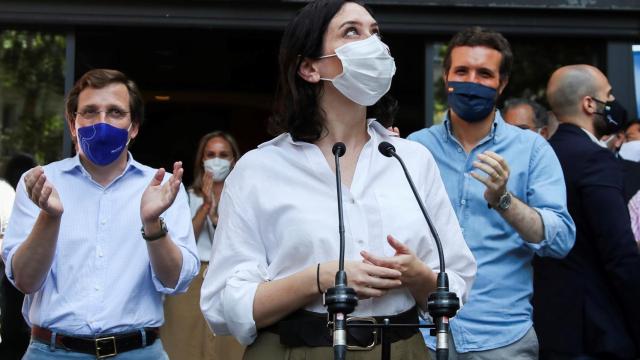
[[244, 331, 430, 360], [161, 263, 245, 360]]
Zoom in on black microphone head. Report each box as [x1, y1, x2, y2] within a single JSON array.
[[378, 141, 396, 157], [332, 142, 346, 157]]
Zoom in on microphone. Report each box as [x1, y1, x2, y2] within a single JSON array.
[[324, 142, 357, 360], [378, 141, 460, 360], [333, 142, 346, 157]]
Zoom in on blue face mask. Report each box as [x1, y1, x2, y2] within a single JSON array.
[[447, 81, 497, 123], [77, 123, 131, 166]]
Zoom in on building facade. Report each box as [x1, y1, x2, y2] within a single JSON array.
[[0, 0, 638, 183]]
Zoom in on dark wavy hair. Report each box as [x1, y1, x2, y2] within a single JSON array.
[[269, 0, 398, 142]]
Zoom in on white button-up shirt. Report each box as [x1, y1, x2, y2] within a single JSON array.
[[0, 179, 15, 240], [2, 154, 199, 335], [200, 121, 476, 345]]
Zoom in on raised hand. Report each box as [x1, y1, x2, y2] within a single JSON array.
[[360, 235, 431, 288], [23, 166, 63, 217], [140, 161, 184, 224], [470, 150, 510, 206], [202, 171, 214, 206], [320, 260, 402, 299]]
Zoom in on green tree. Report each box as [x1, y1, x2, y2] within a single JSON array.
[[0, 30, 66, 165]]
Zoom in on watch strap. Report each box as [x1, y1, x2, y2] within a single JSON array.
[[141, 217, 167, 241]]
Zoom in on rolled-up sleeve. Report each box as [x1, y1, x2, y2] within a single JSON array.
[[2, 173, 41, 287], [150, 183, 199, 294], [200, 181, 267, 345], [523, 139, 576, 258]]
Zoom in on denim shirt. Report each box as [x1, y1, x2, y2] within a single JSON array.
[[408, 112, 575, 352]]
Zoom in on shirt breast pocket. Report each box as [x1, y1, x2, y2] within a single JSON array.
[[374, 188, 426, 258]]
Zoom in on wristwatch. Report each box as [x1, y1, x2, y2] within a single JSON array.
[[141, 217, 168, 241], [495, 192, 512, 211]]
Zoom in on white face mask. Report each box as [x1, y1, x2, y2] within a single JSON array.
[[203, 158, 232, 181], [320, 35, 396, 106], [619, 140, 640, 162]]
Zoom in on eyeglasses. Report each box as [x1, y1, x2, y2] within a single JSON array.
[[74, 109, 130, 121]]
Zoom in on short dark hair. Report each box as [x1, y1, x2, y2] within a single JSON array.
[[503, 98, 548, 128], [443, 26, 513, 85], [268, 0, 397, 142], [65, 69, 144, 128], [624, 118, 640, 132]]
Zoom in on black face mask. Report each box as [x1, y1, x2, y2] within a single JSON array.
[[592, 98, 627, 136]]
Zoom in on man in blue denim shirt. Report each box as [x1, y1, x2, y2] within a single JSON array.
[[408, 27, 575, 359]]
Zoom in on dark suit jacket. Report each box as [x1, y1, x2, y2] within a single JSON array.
[[533, 123, 640, 359], [621, 158, 640, 204]]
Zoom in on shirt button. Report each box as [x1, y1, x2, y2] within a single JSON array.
[[457, 148, 463, 153], [350, 198, 355, 204], [101, 220, 106, 225], [461, 199, 466, 205], [460, 228, 465, 234], [94, 286, 100, 291]]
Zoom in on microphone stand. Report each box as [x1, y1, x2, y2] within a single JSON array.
[[377, 141, 459, 360], [324, 142, 358, 360], [334, 141, 460, 360], [326, 141, 459, 360]]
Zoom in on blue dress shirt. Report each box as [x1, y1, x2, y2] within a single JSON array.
[[408, 112, 575, 352], [2, 154, 199, 336]]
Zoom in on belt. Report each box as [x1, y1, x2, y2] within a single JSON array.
[[31, 326, 159, 359], [262, 306, 419, 350]]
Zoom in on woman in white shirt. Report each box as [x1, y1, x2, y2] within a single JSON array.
[[201, 1, 476, 359], [162, 131, 244, 360]]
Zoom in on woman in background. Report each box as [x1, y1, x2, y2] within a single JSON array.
[[162, 131, 244, 360]]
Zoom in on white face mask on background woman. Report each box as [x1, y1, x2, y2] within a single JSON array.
[[319, 35, 396, 106], [619, 140, 640, 162], [204, 158, 232, 181]]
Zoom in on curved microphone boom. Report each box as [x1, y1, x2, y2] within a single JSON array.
[[333, 142, 347, 272], [378, 141, 460, 360], [324, 142, 357, 360]]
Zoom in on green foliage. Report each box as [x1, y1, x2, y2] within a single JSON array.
[[0, 30, 66, 165]]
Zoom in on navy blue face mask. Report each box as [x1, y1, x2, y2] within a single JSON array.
[[447, 81, 498, 123], [77, 123, 131, 166]]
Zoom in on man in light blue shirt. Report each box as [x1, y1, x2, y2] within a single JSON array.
[[408, 27, 575, 359], [1, 69, 199, 359]]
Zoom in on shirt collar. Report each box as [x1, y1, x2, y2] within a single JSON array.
[[580, 128, 608, 148], [258, 119, 395, 149], [368, 118, 398, 140], [61, 152, 144, 176], [442, 110, 503, 144]]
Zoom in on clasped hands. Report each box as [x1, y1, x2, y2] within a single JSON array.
[[319, 235, 431, 299], [199, 171, 218, 222]]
